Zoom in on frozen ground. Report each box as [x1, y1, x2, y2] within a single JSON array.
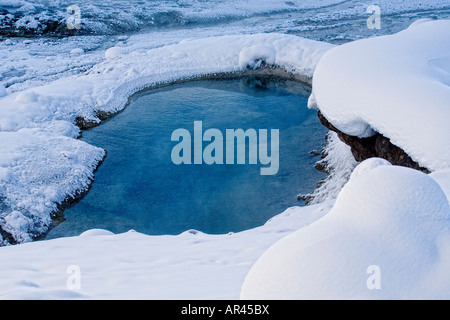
[[0, 202, 333, 299], [1, 0, 449, 38], [1, 0, 449, 93]]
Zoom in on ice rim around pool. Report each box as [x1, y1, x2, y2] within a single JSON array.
[[37, 68, 331, 241]]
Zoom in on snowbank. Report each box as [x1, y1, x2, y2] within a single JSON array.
[[308, 20, 450, 172], [2, 158, 449, 299], [0, 33, 333, 244], [0, 203, 331, 299], [0, 127, 105, 244], [241, 158, 450, 299], [430, 170, 450, 205]]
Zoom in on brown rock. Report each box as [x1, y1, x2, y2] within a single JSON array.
[[317, 111, 429, 173]]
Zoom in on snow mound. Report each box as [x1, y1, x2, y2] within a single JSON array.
[[104, 47, 125, 60], [241, 159, 450, 299], [70, 48, 85, 56], [349, 157, 391, 180], [0, 128, 105, 244], [14, 91, 39, 103], [430, 170, 450, 205], [308, 20, 450, 172], [79, 229, 114, 237], [0, 202, 330, 299], [238, 45, 276, 69]]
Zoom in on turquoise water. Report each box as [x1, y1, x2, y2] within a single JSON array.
[[46, 78, 327, 238]]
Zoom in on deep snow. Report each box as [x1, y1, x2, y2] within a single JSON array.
[[0, 158, 448, 299], [0, 202, 332, 299], [0, 0, 449, 300], [308, 19, 450, 172], [241, 159, 450, 299]]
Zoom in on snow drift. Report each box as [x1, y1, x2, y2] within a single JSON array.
[[0, 202, 332, 299], [241, 158, 450, 299], [308, 19, 450, 172]]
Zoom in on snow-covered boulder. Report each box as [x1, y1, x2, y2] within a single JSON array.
[[308, 20, 450, 172], [70, 48, 85, 56], [241, 159, 450, 299], [104, 46, 126, 59]]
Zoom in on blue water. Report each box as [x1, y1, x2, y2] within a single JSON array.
[[46, 78, 327, 238]]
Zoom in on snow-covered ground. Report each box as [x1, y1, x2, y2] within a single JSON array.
[[242, 159, 450, 299], [0, 203, 333, 299], [0, 0, 449, 300], [1, 0, 449, 93], [0, 160, 448, 299]]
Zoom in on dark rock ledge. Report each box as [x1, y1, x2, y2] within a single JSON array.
[[317, 111, 430, 173]]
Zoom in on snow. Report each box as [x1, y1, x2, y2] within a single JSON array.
[[2, 0, 449, 38], [0, 128, 105, 244], [238, 45, 276, 69], [69, 48, 84, 56], [349, 157, 391, 180], [0, 0, 449, 299], [308, 20, 450, 172], [0, 202, 331, 299], [0, 82, 6, 97], [1, 158, 449, 299], [430, 170, 450, 205], [241, 159, 450, 299], [104, 46, 125, 59], [299, 131, 357, 204], [78, 229, 114, 237], [0, 36, 106, 93]]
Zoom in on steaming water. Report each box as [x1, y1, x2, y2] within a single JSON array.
[[46, 78, 327, 237]]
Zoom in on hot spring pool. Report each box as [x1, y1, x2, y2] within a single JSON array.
[[45, 77, 327, 239]]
